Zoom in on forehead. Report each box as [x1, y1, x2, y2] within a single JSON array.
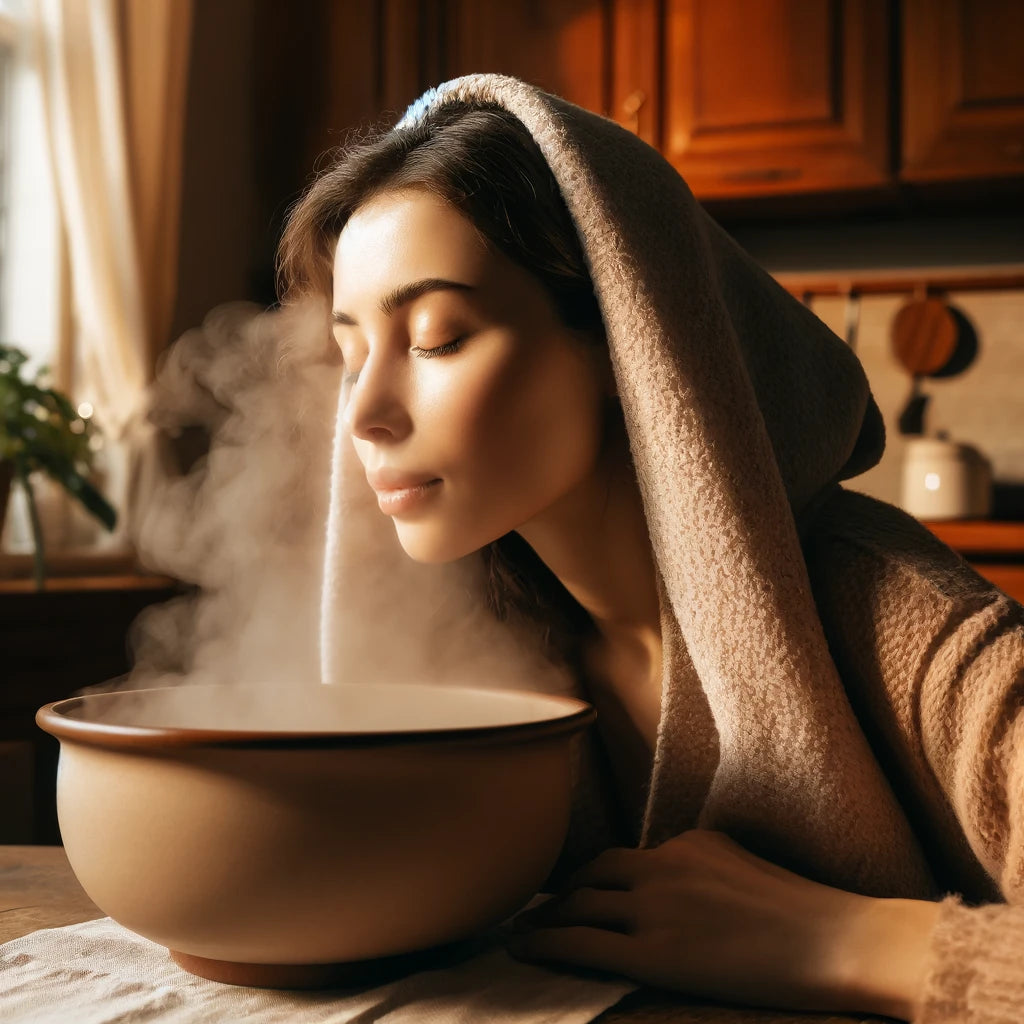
[[332, 190, 491, 305]]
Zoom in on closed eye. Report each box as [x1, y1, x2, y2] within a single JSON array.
[[411, 337, 465, 359], [343, 337, 465, 386]]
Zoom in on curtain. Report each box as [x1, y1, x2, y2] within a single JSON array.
[[30, 0, 193, 550]]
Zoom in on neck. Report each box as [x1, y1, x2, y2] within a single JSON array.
[[514, 411, 662, 658]]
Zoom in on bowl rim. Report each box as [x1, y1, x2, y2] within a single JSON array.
[[35, 682, 598, 751]]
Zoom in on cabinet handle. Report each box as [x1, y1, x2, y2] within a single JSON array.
[[622, 89, 646, 134], [721, 167, 803, 183]]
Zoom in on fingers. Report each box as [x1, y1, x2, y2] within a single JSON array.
[[565, 847, 640, 890], [518, 885, 637, 934], [508, 924, 640, 979]]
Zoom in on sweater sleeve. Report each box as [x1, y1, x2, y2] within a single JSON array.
[[914, 591, 1024, 1024]]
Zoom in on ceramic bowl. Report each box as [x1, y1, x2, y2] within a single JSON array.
[[36, 682, 595, 987]]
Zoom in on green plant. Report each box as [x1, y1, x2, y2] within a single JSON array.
[[0, 342, 116, 589]]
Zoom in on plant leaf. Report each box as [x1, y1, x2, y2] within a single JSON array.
[[33, 451, 117, 531]]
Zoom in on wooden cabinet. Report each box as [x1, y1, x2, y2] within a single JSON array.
[[920, 520, 1024, 604], [431, 0, 895, 196], [901, 0, 1024, 183], [662, 0, 891, 198], [419, 0, 665, 147], [657, 0, 1024, 198], [255, 0, 1024, 221], [440, 1, 610, 117], [0, 576, 182, 844], [435, 0, 1023, 199]]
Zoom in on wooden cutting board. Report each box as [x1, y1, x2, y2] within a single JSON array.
[[890, 297, 957, 376]]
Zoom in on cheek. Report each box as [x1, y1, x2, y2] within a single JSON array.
[[445, 341, 606, 500]]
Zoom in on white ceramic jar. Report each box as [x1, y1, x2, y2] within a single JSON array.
[[900, 436, 993, 520]]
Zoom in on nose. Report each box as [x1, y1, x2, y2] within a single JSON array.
[[341, 350, 412, 441]]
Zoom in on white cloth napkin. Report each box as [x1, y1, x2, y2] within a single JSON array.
[[0, 900, 638, 1024]]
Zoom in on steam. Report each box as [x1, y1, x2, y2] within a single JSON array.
[[83, 295, 577, 729]]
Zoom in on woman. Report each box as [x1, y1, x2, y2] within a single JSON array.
[[277, 75, 1024, 1023]]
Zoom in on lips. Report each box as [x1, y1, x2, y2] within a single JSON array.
[[367, 468, 441, 493]]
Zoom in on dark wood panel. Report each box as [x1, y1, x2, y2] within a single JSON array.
[[694, 2, 834, 127], [902, 0, 1024, 182], [441, 0, 612, 115], [663, 0, 891, 198], [0, 578, 183, 844], [379, 0, 445, 118], [610, 0, 661, 146], [0, 743, 34, 845]]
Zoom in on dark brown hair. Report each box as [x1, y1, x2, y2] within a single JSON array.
[[277, 100, 609, 668]]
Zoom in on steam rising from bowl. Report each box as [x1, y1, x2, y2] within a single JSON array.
[[94, 295, 578, 728]]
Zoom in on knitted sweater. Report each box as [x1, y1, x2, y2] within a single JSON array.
[[319, 73, 1024, 1023], [804, 487, 1024, 1024], [543, 482, 1024, 1024]]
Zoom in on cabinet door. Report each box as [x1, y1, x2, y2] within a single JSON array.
[[609, 0, 662, 147], [902, 0, 1024, 183], [434, 1, 665, 146], [440, 0, 611, 116], [662, 0, 890, 198]]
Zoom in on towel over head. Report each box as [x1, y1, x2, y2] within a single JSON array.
[[318, 73, 937, 900]]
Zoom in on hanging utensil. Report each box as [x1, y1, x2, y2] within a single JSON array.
[[843, 288, 861, 352], [890, 293, 958, 435]]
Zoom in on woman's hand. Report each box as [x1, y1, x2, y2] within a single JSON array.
[[507, 828, 933, 1019]]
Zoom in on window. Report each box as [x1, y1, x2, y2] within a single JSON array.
[[0, 0, 60, 380], [0, 4, 16, 340], [0, 0, 65, 556]]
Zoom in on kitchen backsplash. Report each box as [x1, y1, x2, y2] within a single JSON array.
[[808, 286, 1024, 516]]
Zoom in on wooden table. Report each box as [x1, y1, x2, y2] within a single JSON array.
[[0, 846, 884, 1022], [0, 845, 102, 941]]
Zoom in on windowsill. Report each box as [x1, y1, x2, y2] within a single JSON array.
[[0, 573, 178, 593], [0, 549, 178, 591]]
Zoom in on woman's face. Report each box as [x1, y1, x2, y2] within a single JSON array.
[[332, 188, 616, 564]]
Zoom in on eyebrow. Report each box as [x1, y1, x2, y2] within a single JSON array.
[[332, 278, 476, 326]]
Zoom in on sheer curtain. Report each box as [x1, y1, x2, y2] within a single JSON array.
[[28, 0, 193, 552]]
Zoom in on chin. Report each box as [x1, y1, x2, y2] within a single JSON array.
[[393, 527, 481, 565]]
